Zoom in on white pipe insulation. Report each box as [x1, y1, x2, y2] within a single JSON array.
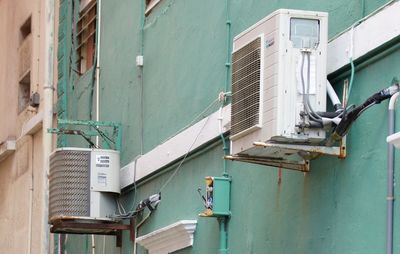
[[327, 80, 342, 108]]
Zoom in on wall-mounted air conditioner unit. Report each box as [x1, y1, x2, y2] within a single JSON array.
[[228, 9, 343, 171], [49, 148, 120, 224]]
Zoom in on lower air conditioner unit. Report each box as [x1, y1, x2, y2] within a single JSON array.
[[49, 148, 120, 225], [229, 9, 335, 171]]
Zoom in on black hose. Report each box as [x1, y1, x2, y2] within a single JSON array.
[[317, 111, 343, 118]]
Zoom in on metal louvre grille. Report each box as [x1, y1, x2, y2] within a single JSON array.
[[231, 37, 261, 136], [49, 150, 91, 220]]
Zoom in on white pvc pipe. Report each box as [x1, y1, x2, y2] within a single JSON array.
[[91, 235, 96, 254], [326, 80, 341, 107], [27, 136, 34, 254], [41, 0, 54, 253], [388, 92, 400, 110], [387, 91, 399, 254], [95, 0, 102, 147]]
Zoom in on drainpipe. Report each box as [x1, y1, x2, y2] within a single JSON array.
[[42, 0, 54, 253], [27, 136, 34, 254], [386, 91, 399, 254], [218, 217, 228, 254]]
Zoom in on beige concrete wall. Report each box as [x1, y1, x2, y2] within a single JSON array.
[[0, 0, 58, 253]]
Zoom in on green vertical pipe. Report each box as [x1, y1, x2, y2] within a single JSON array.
[[224, 0, 232, 93], [219, 217, 228, 254], [219, 1, 231, 253], [221, 0, 231, 177], [220, 134, 229, 177], [347, 59, 355, 103]]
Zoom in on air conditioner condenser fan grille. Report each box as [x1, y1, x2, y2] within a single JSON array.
[[49, 150, 91, 220], [231, 37, 261, 136]]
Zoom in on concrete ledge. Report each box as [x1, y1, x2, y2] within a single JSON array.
[[120, 105, 230, 189], [0, 139, 16, 163], [21, 111, 43, 137]]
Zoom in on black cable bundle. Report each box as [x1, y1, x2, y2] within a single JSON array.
[[329, 84, 399, 143]]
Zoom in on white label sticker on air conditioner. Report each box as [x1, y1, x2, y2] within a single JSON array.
[[98, 173, 107, 187], [96, 155, 110, 168]]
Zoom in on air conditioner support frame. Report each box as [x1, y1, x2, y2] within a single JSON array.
[[225, 137, 346, 172], [50, 217, 135, 247]]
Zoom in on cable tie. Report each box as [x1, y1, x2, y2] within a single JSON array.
[[387, 196, 395, 201]]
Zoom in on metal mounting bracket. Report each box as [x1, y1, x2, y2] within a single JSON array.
[[50, 217, 135, 247], [225, 137, 346, 172]]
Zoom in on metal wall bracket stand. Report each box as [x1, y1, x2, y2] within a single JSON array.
[[48, 118, 122, 151], [50, 217, 135, 247], [225, 138, 346, 172]]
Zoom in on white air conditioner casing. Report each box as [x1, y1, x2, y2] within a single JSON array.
[[49, 148, 120, 222], [230, 9, 328, 159]]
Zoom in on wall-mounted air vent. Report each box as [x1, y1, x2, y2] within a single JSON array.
[[231, 36, 262, 138]]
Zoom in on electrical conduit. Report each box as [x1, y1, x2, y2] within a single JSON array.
[[41, 0, 54, 253], [387, 92, 399, 254], [217, 0, 232, 253]]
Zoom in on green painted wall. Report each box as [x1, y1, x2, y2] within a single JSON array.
[[57, 0, 400, 253]]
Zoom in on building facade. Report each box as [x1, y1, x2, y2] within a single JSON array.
[[0, 0, 58, 253], [54, 0, 400, 253]]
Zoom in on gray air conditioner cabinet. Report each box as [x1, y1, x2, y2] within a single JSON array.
[[230, 9, 329, 171], [49, 148, 120, 223]]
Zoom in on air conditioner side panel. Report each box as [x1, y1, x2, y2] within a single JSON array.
[[231, 15, 281, 155]]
